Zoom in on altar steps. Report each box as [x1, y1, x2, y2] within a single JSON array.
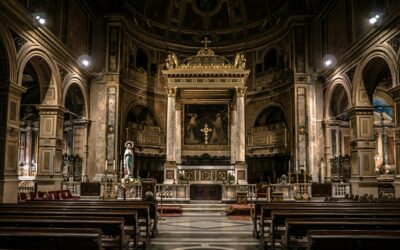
[[180, 201, 227, 216]]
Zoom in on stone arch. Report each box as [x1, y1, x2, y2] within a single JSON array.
[[0, 24, 17, 83], [16, 44, 62, 106], [324, 75, 352, 120], [352, 45, 398, 107], [62, 75, 89, 118], [251, 101, 288, 128], [124, 100, 161, 129]]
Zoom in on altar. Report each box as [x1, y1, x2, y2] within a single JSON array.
[[162, 38, 250, 189], [190, 184, 222, 200]]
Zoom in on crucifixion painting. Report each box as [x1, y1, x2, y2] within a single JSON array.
[[184, 104, 228, 145]]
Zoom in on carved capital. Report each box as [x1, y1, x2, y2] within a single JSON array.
[[236, 87, 246, 97], [166, 87, 177, 97]]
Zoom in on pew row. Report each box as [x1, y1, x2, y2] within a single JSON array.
[[307, 230, 400, 250], [0, 227, 103, 250]]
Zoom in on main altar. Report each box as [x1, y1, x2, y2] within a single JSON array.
[[162, 39, 250, 188]]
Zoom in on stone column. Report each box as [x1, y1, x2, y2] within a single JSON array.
[[36, 105, 66, 191], [0, 82, 26, 203], [175, 102, 182, 164], [73, 119, 90, 181], [322, 121, 333, 182], [235, 87, 247, 184], [348, 106, 377, 196], [389, 87, 400, 197], [164, 87, 177, 184], [230, 103, 237, 165]]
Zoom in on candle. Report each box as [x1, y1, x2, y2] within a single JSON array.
[[113, 160, 116, 170], [105, 160, 108, 171]]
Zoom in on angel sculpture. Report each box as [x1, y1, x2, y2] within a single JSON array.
[[234, 53, 246, 69], [166, 53, 178, 69]]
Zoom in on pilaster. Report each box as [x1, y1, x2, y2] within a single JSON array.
[[348, 106, 377, 196], [36, 105, 66, 191], [0, 81, 26, 203]]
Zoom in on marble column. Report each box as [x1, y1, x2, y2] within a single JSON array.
[[164, 87, 177, 184], [230, 103, 237, 165], [73, 119, 90, 181], [24, 123, 32, 176], [348, 106, 377, 196], [37, 105, 66, 191], [322, 121, 333, 182], [235, 87, 247, 184], [0, 82, 26, 203], [175, 102, 182, 164]]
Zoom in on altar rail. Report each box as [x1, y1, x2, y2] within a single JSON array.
[[222, 184, 257, 201], [155, 184, 257, 201], [331, 182, 351, 198]]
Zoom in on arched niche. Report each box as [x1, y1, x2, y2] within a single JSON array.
[[18, 57, 53, 178], [254, 105, 287, 129], [62, 83, 88, 182], [247, 105, 290, 184], [124, 104, 164, 182]]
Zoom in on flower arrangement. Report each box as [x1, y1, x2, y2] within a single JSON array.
[[178, 172, 187, 184], [120, 175, 141, 189], [227, 172, 235, 185]]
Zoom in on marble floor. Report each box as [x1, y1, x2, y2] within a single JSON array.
[[150, 211, 260, 250]]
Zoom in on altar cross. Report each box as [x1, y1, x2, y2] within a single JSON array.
[[200, 124, 212, 144], [201, 37, 211, 49]]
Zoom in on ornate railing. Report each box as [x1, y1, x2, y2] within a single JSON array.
[[222, 184, 257, 201], [331, 182, 351, 198], [62, 181, 81, 196], [156, 184, 190, 201]]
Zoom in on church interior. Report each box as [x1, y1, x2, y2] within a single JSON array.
[[1, 0, 400, 249]]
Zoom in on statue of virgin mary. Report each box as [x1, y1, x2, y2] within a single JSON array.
[[124, 141, 134, 176]]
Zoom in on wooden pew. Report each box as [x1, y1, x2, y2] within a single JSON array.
[[284, 218, 400, 249], [255, 201, 400, 238], [11, 200, 152, 245], [0, 207, 139, 249], [24, 199, 158, 238], [307, 230, 400, 250], [0, 216, 126, 250], [266, 209, 400, 249], [0, 227, 103, 250]]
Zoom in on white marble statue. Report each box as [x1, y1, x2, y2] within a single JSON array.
[[124, 141, 134, 176]]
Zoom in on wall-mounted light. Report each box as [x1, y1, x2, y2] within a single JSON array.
[[322, 55, 337, 69], [34, 13, 46, 25], [78, 55, 92, 69], [369, 11, 383, 26]]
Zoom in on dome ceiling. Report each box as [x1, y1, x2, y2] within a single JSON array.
[[126, 0, 289, 46]]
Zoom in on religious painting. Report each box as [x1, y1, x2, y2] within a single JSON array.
[[237, 170, 245, 180], [166, 170, 174, 179], [185, 170, 195, 181], [201, 170, 211, 181], [217, 171, 227, 181], [184, 104, 228, 145]]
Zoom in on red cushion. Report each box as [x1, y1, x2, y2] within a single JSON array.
[[48, 191, 60, 200]]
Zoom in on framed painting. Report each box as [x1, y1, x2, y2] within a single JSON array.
[[184, 104, 228, 145]]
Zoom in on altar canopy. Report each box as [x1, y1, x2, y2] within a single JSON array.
[[162, 41, 250, 184]]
